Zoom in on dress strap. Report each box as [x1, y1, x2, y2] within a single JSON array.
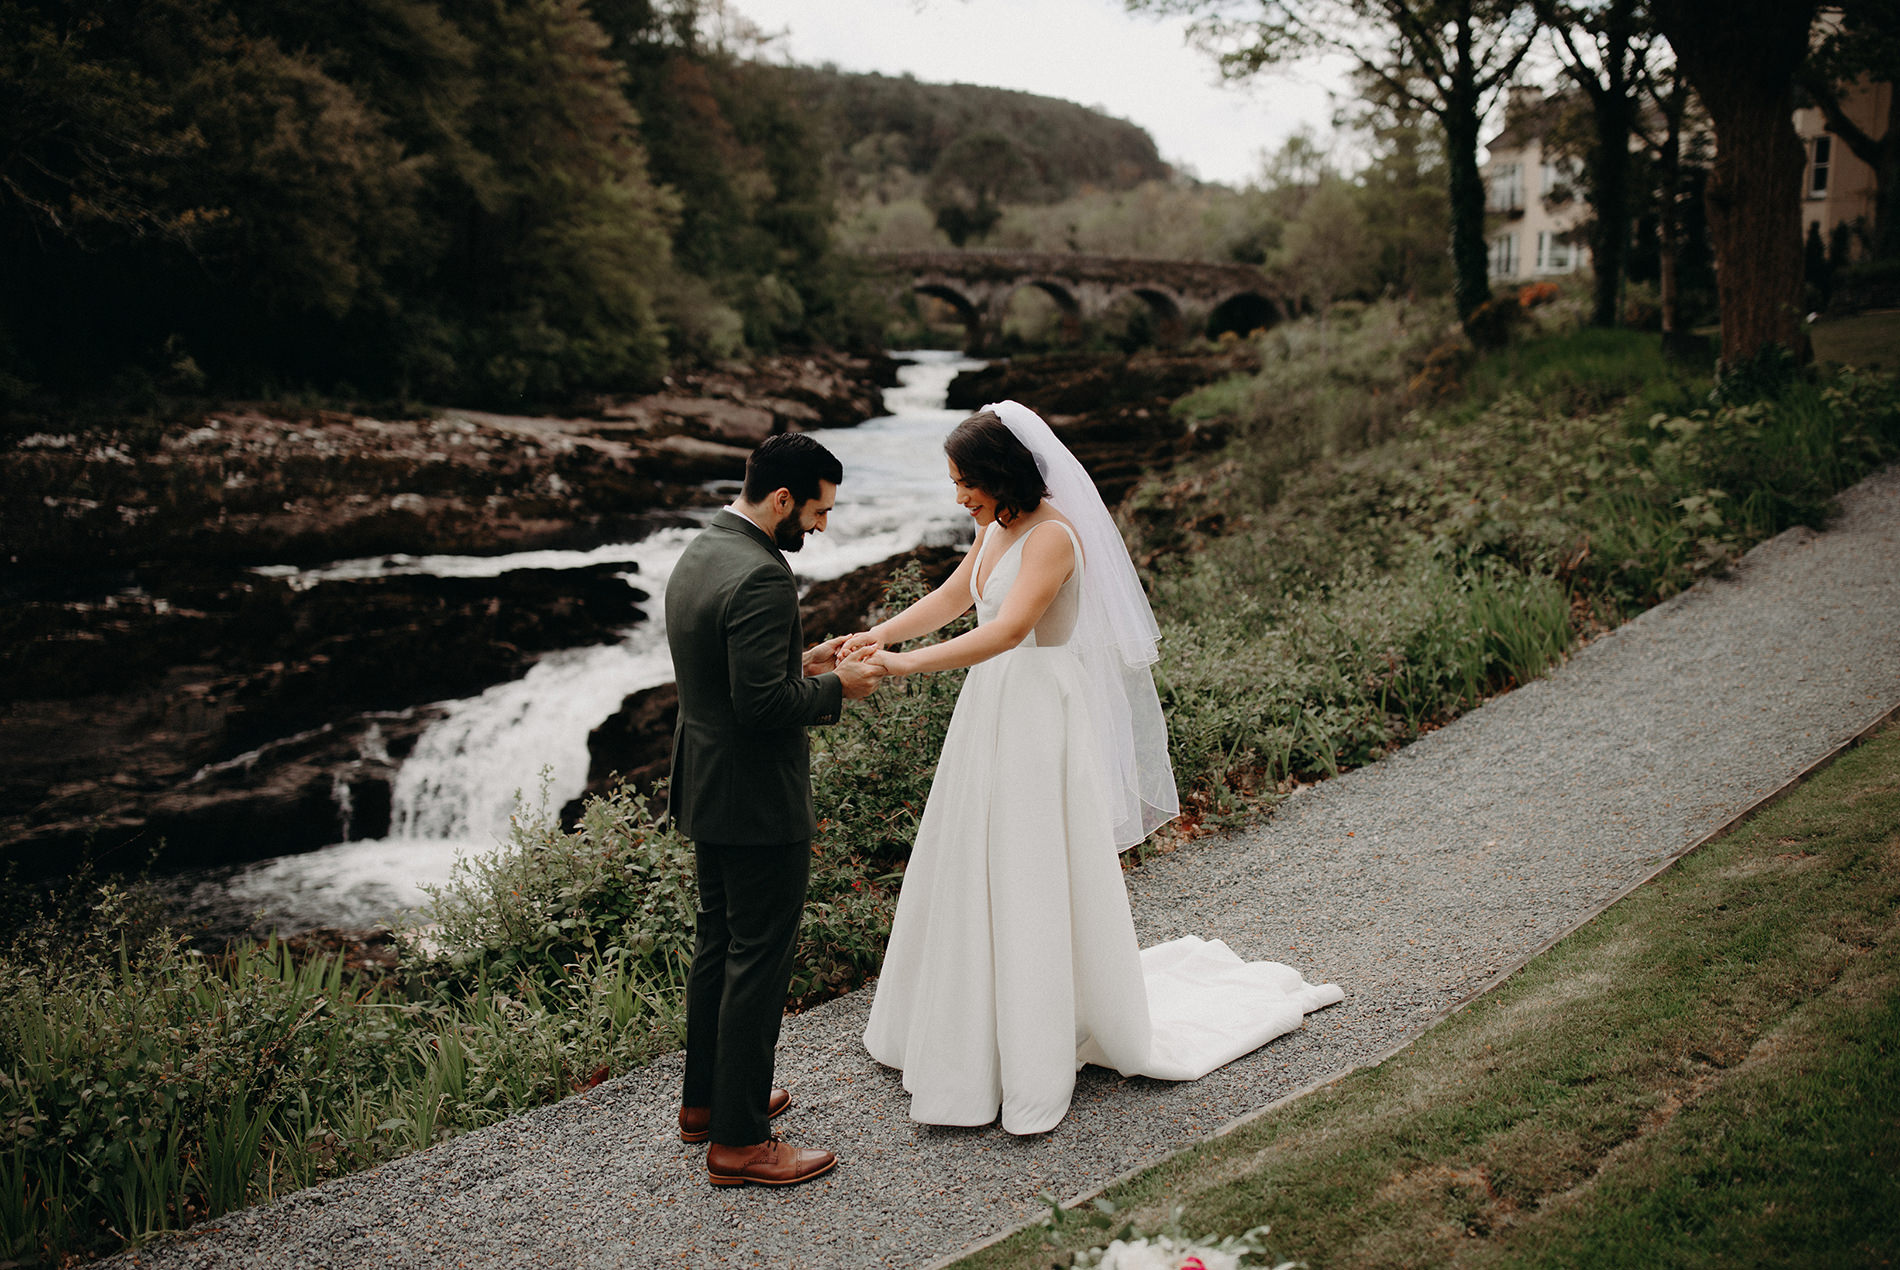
[[1021, 518, 1084, 585]]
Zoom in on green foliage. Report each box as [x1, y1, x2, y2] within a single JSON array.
[[0, 0, 897, 404], [0, 878, 685, 1264], [926, 132, 1035, 246], [961, 723, 1900, 1270], [1126, 315, 1900, 823], [11, 320, 1898, 1262], [784, 67, 1169, 206]]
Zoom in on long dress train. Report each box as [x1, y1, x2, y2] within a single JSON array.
[[862, 521, 1342, 1135]]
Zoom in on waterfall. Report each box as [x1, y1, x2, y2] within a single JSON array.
[[218, 351, 981, 931]]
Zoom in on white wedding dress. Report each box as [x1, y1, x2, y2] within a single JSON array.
[[862, 521, 1343, 1134]]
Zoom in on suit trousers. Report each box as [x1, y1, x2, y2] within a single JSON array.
[[682, 837, 811, 1146]]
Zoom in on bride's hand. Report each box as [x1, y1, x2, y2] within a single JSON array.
[[840, 631, 880, 656], [867, 648, 909, 677]]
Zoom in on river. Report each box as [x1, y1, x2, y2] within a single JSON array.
[[179, 350, 985, 935]]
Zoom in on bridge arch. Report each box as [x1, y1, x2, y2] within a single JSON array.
[[1206, 291, 1281, 340], [1126, 287, 1187, 346], [1002, 279, 1083, 345], [874, 251, 1284, 354], [912, 282, 984, 349]]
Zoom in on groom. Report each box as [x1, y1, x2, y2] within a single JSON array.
[[665, 432, 882, 1187]]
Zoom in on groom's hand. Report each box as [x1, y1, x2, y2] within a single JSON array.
[[803, 634, 846, 677], [835, 645, 885, 699]]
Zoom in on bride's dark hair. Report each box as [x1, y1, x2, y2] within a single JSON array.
[[945, 410, 1048, 522]]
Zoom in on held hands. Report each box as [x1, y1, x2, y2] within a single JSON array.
[[832, 638, 885, 699], [838, 631, 880, 657], [838, 632, 911, 675], [802, 634, 847, 677]]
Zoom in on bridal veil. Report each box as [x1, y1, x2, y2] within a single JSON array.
[[983, 399, 1179, 849]]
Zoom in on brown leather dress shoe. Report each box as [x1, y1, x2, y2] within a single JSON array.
[[677, 1087, 791, 1143], [705, 1136, 837, 1187]]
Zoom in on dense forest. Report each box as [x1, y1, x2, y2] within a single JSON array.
[[0, 0, 1171, 410]]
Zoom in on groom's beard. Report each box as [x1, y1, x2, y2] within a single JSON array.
[[774, 517, 808, 552]]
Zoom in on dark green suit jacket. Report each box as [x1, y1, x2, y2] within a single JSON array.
[[664, 510, 843, 845]]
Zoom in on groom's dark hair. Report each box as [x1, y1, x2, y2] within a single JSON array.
[[946, 411, 1047, 521], [743, 432, 844, 504]]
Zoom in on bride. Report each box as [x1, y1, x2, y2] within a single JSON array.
[[850, 401, 1341, 1135]]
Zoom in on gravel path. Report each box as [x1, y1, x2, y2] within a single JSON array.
[[116, 465, 1900, 1270]]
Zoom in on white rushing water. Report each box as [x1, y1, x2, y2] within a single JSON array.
[[217, 351, 983, 931]]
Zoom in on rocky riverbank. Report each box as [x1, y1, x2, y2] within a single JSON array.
[[946, 343, 1260, 503], [1, 353, 896, 879], [2, 341, 1259, 905]]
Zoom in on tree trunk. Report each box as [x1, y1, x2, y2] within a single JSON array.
[[1653, 0, 1818, 367], [1589, 88, 1635, 327], [1658, 85, 1684, 337], [1445, 94, 1493, 321]]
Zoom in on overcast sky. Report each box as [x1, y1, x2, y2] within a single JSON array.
[[727, 0, 1355, 188]]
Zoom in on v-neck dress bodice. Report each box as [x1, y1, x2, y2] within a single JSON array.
[[970, 520, 1083, 646]]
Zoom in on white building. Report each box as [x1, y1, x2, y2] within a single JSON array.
[[1482, 89, 1590, 285]]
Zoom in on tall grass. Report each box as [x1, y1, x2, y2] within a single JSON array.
[[0, 896, 686, 1265]]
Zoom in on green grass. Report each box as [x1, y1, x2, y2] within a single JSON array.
[[1811, 309, 1900, 371], [955, 720, 1900, 1269]]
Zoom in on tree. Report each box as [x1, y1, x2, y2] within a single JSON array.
[[1341, 70, 1454, 298], [1532, 0, 1651, 327], [450, 0, 678, 401], [1275, 171, 1379, 310], [1650, 0, 1819, 366], [1633, 64, 1714, 342], [1800, 0, 1900, 261], [925, 131, 1035, 246], [1132, 0, 1538, 322]]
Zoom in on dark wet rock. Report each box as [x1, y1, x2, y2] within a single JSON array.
[[628, 435, 753, 483], [585, 352, 900, 446], [560, 683, 679, 825], [1, 565, 645, 874], [2, 351, 895, 574], [946, 345, 1256, 503], [798, 545, 966, 643]]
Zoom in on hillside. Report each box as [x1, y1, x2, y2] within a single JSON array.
[[782, 66, 1171, 203]]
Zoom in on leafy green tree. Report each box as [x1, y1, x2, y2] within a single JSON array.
[[1132, 0, 1538, 323], [1274, 171, 1379, 311], [926, 131, 1036, 246], [447, 0, 677, 401], [1343, 73, 1453, 298]]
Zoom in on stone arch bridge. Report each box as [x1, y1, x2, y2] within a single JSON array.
[[866, 250, 1286, 352]]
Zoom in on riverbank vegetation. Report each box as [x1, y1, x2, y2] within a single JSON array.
[[958, 719, 1900, 1269], [5, 306, 1897, 1263]]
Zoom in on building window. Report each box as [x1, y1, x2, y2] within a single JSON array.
[[1536, 231, 1576, 273], [1810, 136, 1832, 197], [1487, 163, 1522, 212], [1489, 233, 1520, 278]]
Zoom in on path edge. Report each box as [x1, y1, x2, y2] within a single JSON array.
[[925, 698, 1900, 1270]]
